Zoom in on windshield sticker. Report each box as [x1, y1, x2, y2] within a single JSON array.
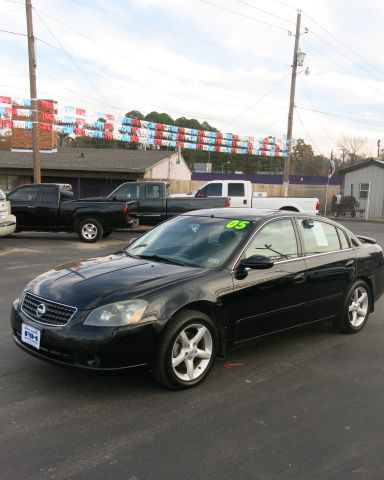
[[191, 224, 200, 233], [208, 257, 220, 264], [225, 220, 251, 230]]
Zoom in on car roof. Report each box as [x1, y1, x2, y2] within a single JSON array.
[[182, 208, 312, 221]]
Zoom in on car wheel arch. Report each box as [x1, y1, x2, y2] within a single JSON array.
[[356, 276, 375, 312], [166, 301, 227, 358]]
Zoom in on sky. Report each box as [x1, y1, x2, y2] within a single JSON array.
[[1, 0, 384, 158]]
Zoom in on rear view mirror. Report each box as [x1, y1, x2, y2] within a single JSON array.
[[239, 255, 274, 270]]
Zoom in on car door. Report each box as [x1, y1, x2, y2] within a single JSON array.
[[223, 217, 309, 342], [296, 218, 356, 321], [7, 185, 40, 228], [138, 183, 166, 224], [34, 185, 60, 228]]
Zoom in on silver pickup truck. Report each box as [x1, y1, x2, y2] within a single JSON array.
[[0, 188, 16, 237]]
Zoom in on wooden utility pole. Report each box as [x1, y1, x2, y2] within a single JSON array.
[[26, 0, 41, 183], [283, 10, 301, 197]]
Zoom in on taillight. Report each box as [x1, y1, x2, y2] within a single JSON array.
[[122, 203, 129, 218], [225, 198, 231, 208], [316, 200, 320, 211]]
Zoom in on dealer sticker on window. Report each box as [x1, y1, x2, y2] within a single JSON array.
[[225, 220, 251, 230], [21, 323, 41, 350]]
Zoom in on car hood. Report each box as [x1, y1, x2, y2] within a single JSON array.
[[26, 253, 205, 310]]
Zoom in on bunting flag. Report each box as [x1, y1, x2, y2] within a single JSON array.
[[0, 96, 12, 105], [0, 94, 290, 157]]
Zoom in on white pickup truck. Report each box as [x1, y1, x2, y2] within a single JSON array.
[[170, 180, 320, 215]]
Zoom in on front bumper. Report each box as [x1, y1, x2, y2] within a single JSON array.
[[0, 220, 16, 237], [10, 306, 158, 371]]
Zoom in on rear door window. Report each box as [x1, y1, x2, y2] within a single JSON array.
[[39, 187, 58, 204], [299, 220, 341, 254], [228, 183, 245, 197]]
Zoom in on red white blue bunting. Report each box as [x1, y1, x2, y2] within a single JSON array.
[[0, 96, 290, 157]]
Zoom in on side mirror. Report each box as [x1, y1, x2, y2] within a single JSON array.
[[238, 255, 274, 270]]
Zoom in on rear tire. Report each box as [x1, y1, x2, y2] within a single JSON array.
[[78, 218, 103, 243], [152, 309, 218, 389], [333, 280, 371, 333]]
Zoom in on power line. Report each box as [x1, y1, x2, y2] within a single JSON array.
[[232, 0, 295, 25], [296, 105, 384, 127], [303, 11, 384, 79], [61, 0, 287, 65], [295, 107, 323, 155], [32, 7, 112, 110], [299, 76, 337, 146], [268, 0, 298, 11], [32, 6, 289, 112], [301, 38, 384, 96], [221, 68, 291, 129], [198, 0, 289, 32], [305, 27, 384, 83], [0, 28, 27, 37]]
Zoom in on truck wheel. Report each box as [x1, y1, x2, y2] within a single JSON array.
[[152, 310, 218, 389], [78, 218, 103, 243]]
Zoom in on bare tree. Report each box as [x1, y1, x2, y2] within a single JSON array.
[[337, 136, 367, 165]]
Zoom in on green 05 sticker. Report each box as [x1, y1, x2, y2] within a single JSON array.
[[225, 220, 251, 230]]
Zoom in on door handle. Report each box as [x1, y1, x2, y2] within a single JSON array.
[[243, 199, 247, 205], [293, 272, 306, 283], [27, 205, 35, 208]]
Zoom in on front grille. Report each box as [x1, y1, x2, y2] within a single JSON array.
[[21, 292, 77, 326]]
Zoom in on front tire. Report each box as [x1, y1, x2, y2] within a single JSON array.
[[333, 280, 371, 333], [152, 310, 218, 389], [78, 218, 103, 243]]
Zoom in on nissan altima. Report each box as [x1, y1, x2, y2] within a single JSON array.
[[10, 209, 384, 389]]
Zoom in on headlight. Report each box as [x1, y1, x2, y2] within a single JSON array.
[[84, 300, 148, 327]]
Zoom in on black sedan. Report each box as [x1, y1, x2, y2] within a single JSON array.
[[10, 209, 384, 389]]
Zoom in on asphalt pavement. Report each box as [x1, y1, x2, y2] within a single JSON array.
[[1, 222, 384, 480]]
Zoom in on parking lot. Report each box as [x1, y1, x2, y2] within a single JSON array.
[[1, 221, 384, 480]]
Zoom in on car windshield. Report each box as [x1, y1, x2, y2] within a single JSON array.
[[126, 215, 256, 268]]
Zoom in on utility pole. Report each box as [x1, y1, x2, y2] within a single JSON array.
[[339, 148, 347, 164], [283, 10, 302, 197], [26, 0, 41, 183]]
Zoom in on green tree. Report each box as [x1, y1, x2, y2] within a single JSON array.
[[144, 111, 175, 125], [125, 110, 144, 120]]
